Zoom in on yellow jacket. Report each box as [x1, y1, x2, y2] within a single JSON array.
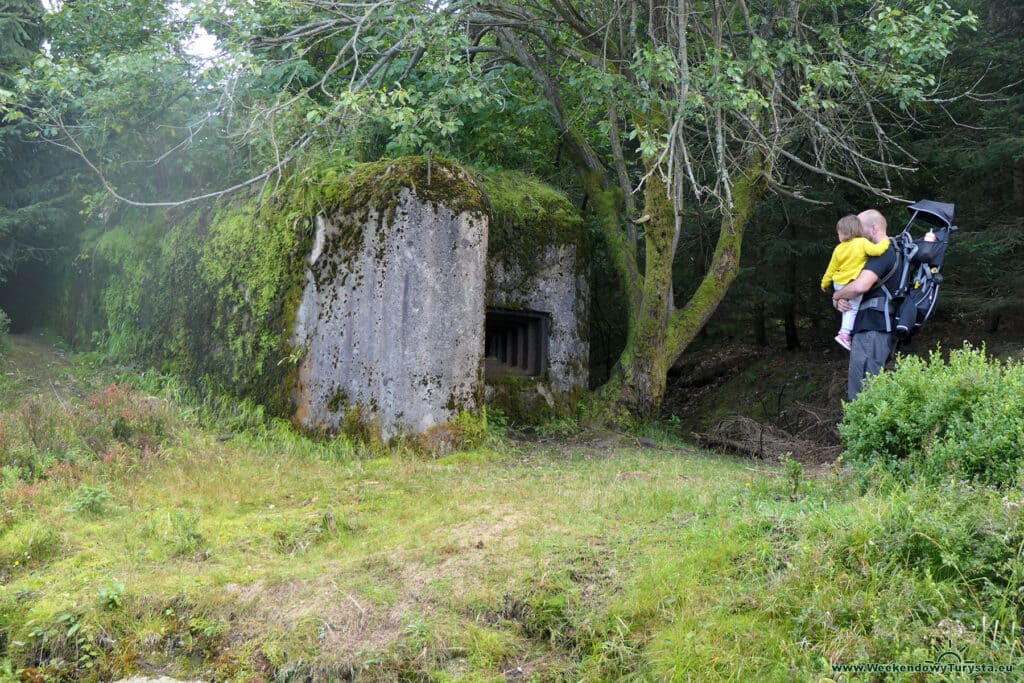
[[821, 237, 890, 289]]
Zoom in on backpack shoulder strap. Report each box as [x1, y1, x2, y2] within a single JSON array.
[[857, 236, 908, 334], [859, 288, 894, 333]]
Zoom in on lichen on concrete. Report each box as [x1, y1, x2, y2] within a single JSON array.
[[292, 157, 490, 444], [479, 171, 589, 420]]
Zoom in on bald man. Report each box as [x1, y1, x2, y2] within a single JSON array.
[[832, 209, 899, 400]]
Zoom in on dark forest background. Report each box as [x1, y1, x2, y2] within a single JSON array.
[[1, 0, 1022, 429]]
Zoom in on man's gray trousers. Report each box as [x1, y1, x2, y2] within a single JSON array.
[[848, 330, 894, 401]]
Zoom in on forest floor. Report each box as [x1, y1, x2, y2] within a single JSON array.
[[0, 334, 1021, 681], [661, 312, 1024, 466]]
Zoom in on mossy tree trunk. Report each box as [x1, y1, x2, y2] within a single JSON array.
[[587, 159, 763, 420], [500, 16, 772, 421], [598, 170, 675, 418]]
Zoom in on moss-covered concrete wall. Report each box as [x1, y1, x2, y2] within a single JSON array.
[[54, 158, 586, 436], [291, 158, 489, 442], [64, 194, 310, 413], [482, 171, 589, 421]]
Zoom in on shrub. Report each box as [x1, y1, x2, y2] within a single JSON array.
[[82, 382, 171, 452], [70, 483, 113, 515], [777, 477, 1024, 665], [840, 344, 1024, 485], [170, 509, 205, 557]]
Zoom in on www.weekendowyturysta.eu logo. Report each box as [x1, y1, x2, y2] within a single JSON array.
[[830, 640, 1016, 676]]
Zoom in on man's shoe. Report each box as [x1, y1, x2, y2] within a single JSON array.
[[835, 333, 852, 351]]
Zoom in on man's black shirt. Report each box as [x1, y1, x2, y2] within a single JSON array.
[[852, 246, 899, 334]]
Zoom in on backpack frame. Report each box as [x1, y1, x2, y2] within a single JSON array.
[[859, 199, 957, 340]]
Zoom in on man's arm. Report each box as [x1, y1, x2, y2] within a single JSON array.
[[833, 268, 879, 312], [833, 268, 879, 300]]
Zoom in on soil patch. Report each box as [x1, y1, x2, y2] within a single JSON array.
[[0, 333, 92, 406]]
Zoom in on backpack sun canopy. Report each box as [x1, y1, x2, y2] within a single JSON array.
[[907, 200, 955, 229]]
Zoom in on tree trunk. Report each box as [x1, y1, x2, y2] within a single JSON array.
[[599, 171, 676, 418], [1014, 163, 1024, 213], [662, 170, 761, 364], [753, 301, 768, 346], [784, 244, 800, 350], [784, 307, 799, 350], [784, 215, 800, 350], [597, 167, 762, 419], [550, 87, 761, 420]]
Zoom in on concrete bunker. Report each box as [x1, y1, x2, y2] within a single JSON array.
[[291, 158, 588, 444], [482, 170, 589, 421]]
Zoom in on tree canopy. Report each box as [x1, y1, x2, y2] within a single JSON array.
[[0, 0, 71, 290], [0, 0, 996, 418]]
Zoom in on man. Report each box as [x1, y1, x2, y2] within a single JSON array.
[[833, 209, 899, 400]]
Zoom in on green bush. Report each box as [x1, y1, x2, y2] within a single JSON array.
[[70, 483, 113, 515], [776, 476, 1024, 665], [840, 344, 1024, 485]]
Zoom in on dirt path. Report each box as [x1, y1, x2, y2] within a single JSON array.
[[0, 333, 89, 407]]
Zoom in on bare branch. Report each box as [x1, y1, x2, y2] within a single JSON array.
[[50, 115, 310, 207], [778, 148, 906, 201]]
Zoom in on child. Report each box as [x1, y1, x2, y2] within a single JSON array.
[[821, 214, 890, 350]]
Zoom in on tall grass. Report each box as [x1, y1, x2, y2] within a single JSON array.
[[0, 353, 1021, 681]]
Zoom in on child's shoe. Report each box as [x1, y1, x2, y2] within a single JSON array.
[[834, 332, 852, 351]]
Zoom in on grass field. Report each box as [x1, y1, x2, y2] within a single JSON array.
[[0, 335, 1021, 681]]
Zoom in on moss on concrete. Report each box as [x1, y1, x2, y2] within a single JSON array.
[[486, 377, 582, 425], [200, 193, 312, 412], [69, 183, 314, 415], [407, 409, 487, 455], [480, 169, 583, 278], [333, 156, 489, 227]]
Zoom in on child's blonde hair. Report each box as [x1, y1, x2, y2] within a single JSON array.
[[836, 214, 862, 241]]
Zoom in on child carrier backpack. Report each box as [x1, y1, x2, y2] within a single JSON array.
[[862, 199, 956, 339]]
